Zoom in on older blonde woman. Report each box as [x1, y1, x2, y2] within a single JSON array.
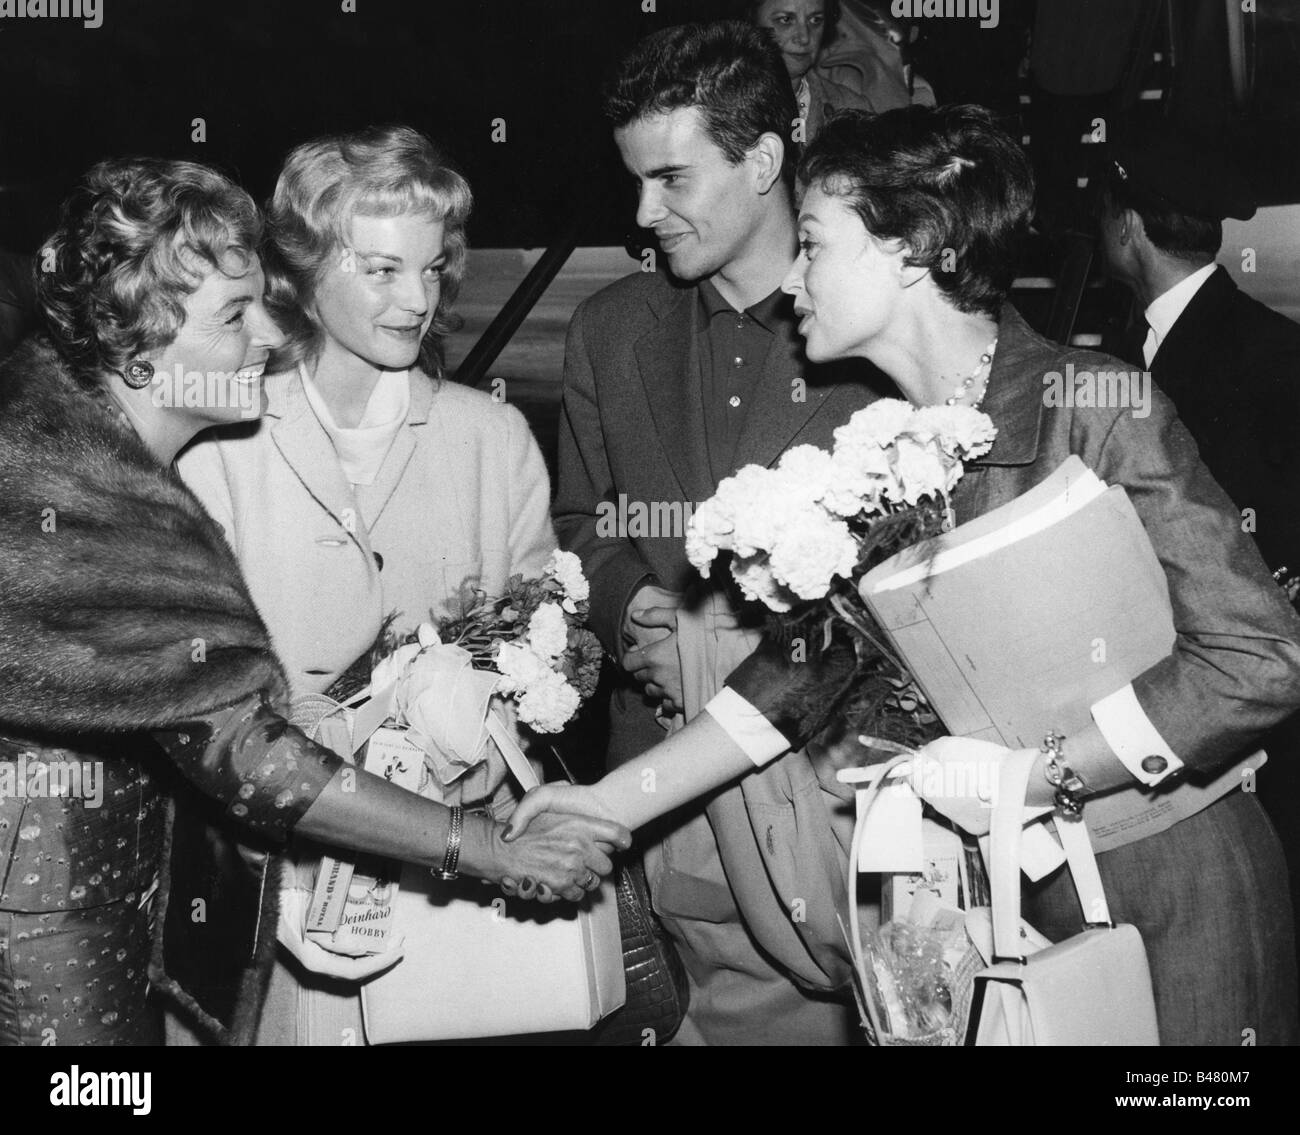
[[178, 125, 562, 1044], [0, 157, 626, 1048]]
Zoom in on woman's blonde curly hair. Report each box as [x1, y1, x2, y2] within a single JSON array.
[[37, 157, 264, 390]]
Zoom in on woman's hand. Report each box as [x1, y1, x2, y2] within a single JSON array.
[[502, 782, 617, 840], [906, 736, 1044, 836], [489, 809, 630, 904]]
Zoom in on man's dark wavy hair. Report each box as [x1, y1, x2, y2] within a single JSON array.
[[604, 20, 798, 182], [799, 105, 1035, 317], [1102, 166, 1222, 262]]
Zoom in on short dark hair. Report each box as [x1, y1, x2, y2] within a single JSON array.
[[1103, 167, 1221, 263], [604, 21, 798, 178], [737, 0, 842, 46], [37, 158, 263, 390], [799, 105, 1034, 317]]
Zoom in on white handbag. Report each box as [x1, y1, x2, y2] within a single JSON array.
[[360, 711, 626, 1042], [972, 748, 1160, 1046]]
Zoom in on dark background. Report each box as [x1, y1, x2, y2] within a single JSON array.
[[2, 1, 1298, 252], [0, 0, 747, 252], [0, 0, 1081, 256]]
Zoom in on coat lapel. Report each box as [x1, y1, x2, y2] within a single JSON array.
[[352, 372, 425, 532], [1150, 266, 1233, 392], [634, 287, 715, 502], [731, 318, 871, 471], [966, 306, 1046, 469], [265, 372, 369, 553]]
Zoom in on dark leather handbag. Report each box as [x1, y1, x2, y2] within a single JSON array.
[[590, 856, 689, 1046]]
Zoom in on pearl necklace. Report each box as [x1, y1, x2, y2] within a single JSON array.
[[944, 338, 998, 408]]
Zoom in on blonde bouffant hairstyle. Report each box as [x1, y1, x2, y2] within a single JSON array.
[[266, 124, 473, 380]]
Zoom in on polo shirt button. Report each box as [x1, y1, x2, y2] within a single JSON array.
[[1140, 755, 1167, 774], [733, 356, 744, 366], [729, 395, 741, 408]]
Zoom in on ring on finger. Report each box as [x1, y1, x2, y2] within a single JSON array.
[[581, 871, 599, 891]]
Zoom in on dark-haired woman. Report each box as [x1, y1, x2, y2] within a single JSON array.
[[509, 106, 1300, 1045], [0, 158, 629, 1047]]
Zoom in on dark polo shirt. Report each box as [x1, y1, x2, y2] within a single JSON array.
[[697, 279, 786, 485]]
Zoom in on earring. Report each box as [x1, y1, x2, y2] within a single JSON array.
[[122, 359, 154, 389]]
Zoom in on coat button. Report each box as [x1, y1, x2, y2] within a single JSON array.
[[373, 551, 384, 571], [1140, 755, 1168, 774]]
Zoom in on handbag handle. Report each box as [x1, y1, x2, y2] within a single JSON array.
[[989, 749, 1112, 961], [846, 753, 918, 1041], [482, 708, 541, 792]]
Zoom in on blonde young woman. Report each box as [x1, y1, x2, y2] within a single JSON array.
[[178, 126, 564, 1044]]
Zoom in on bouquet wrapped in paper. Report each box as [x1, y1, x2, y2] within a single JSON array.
[[685, 398, 996, 749], [287, 550, 604, 966]]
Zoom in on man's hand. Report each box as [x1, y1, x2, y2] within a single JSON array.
[[620, 584, 685, 715]]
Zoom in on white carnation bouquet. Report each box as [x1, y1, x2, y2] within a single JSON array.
[[292, 551, 604, 962], [331, 549, 604, 738], [686, 399, 996, 745]]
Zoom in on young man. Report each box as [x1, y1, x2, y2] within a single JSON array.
[[552, 21, 884, 1045]]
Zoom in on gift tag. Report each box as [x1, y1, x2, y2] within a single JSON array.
[[363, 727, 425, 792]]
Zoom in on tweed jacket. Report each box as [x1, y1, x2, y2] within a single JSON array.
[[554, 269, 890, 995], [554, 268, 888, 765], [178, 368, 556, 700]]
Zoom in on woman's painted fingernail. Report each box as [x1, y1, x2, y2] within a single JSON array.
[[502, 823, 516, 841]]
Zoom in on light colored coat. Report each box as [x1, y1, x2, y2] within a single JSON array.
[[178, 368, 557, 700], [176, 365, 556, 1046]]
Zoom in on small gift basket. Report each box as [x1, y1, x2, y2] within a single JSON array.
[[840, 753, 985, 1047]]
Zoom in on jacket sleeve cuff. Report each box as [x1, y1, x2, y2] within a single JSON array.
[[703, 687, 792, 767], [155, 693, 345, 843], [1089, 682, 1184, 786]]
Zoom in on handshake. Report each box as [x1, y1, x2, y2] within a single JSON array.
[[484, 582, 684, 903], [495, 779, 628, 904]]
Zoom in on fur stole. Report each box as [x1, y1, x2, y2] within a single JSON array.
[[0, 336, 290, 1045], [0, 335, 286, 726]]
